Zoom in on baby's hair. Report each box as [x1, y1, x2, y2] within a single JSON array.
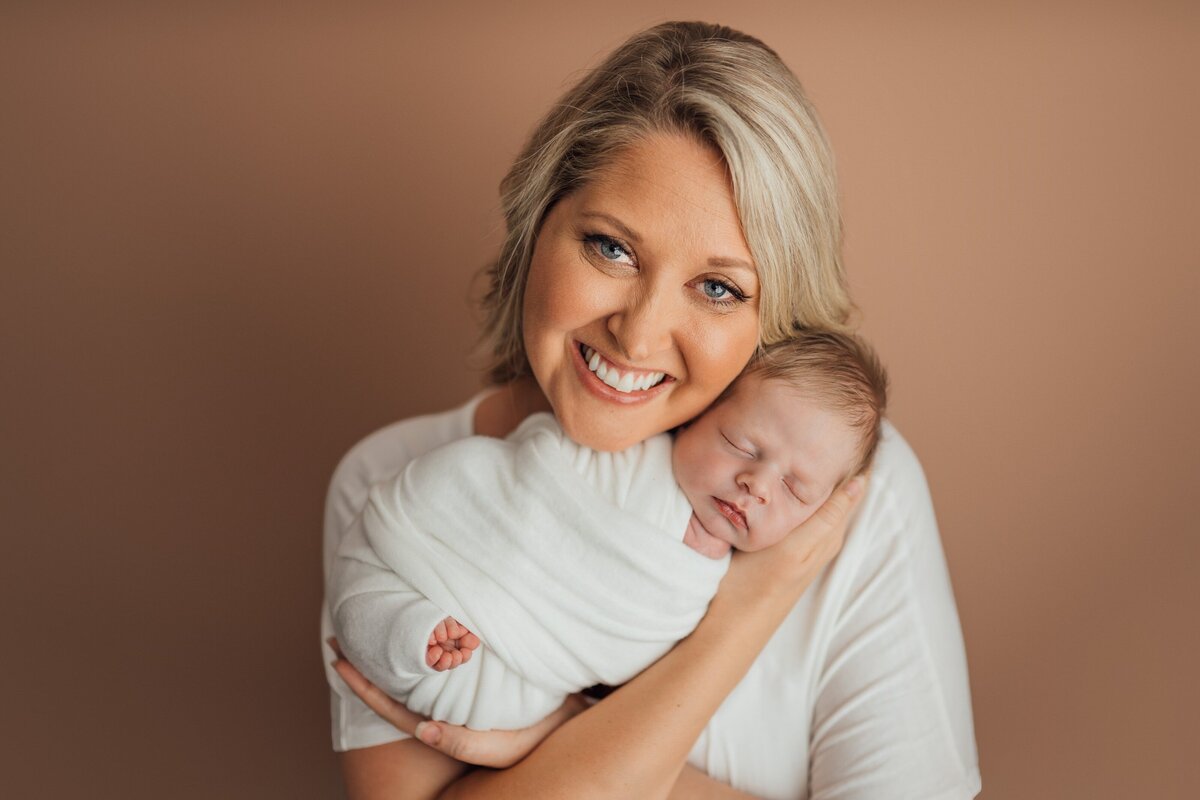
[[729, 330, 889, 476]]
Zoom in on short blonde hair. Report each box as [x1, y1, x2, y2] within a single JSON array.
[[480, 21, 853, 383], [734, 329, 889, 476]]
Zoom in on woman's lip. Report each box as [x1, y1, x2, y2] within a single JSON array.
[[714, 498, 747, 530], [570, 340, 673, 405]]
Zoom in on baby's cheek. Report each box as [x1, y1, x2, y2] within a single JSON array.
[[788, 506, 818, 531]]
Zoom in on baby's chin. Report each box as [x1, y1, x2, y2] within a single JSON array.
[[682, 513, 734, 559], [735, 520, 807, 553]]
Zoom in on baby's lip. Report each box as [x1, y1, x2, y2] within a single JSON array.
[[714, 497, 747, 530]]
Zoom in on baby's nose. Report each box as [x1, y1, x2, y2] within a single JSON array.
[[738, 472, 769, 504]]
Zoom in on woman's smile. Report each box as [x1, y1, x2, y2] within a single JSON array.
[[573, 341, 673, 399], [521, 132, 761, 451]]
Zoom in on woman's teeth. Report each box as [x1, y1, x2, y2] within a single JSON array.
[[582, 346, 666, 394]]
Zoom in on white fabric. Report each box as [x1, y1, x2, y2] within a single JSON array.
[[320, 393, 982, 799], [329, 412, 727, 730]]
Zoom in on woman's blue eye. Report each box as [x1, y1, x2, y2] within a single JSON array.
[[700, 275, 739, 299], [586, 234, 631, 263], [598, 238, 625, 260]]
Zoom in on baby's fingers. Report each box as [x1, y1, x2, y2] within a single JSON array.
[[432, 642, 451, 671]]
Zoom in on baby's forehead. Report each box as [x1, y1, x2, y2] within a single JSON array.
[[724, 375, 861, 441], [726, 373, 824, 413]]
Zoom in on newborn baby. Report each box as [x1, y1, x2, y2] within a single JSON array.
[[331, 331, 887, 730]]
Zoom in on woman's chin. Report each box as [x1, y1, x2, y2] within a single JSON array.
[[551, 376, 673, 450], [558, 413, 647, 452]]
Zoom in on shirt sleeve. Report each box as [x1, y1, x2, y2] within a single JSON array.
[[808, 428, 982, 800], [320, 399, 482, 752]]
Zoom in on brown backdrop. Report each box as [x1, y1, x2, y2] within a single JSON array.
[[3, 3, 1196, 798]]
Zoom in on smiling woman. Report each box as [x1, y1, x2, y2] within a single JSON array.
[[323, 20, 979, 800], [521, 133, 761, 452]]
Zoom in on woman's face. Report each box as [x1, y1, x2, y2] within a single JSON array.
[[522, 133, 760, 451]]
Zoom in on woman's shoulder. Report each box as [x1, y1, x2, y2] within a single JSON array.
[[324, 392, 493, 542], [843, 419, 943, 563], [870, 421, 933, 504], [338, 394, 484, 474]]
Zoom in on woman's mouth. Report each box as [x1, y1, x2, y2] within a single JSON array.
[[714, 498, 747, 530], [576, 342, 671, 395]]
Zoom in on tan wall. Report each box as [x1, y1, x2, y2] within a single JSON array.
[[3, 3, 1196, 798]]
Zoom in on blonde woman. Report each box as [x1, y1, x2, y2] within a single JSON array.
[[323, 21, 980, 800]]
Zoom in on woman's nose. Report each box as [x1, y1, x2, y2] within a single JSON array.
[[737, 471, 769, 505], [606, 283, 675, 364]]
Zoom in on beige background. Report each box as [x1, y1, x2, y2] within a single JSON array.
[[2, 2, 1196, 798]]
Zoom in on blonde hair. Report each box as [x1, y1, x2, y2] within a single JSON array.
[[733, 329, 889, 475], [480, 21, 853, 383]]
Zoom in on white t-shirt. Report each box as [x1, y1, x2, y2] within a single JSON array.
[[321, 393, 982, 800]]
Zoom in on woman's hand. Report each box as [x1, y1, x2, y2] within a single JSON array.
[[328, 639, 588, 769]]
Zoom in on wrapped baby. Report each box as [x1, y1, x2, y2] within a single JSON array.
[[330, 330, 887, 730]]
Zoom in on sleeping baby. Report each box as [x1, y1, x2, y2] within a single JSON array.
[[330, 330, 887, 730]]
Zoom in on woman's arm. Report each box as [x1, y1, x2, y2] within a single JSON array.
[[339, 477, 863, 800], [332, 650, 759, 799], [341, 741, 469, 800]]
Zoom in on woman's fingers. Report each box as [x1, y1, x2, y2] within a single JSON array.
[[415, 694, 589, 769], [329, 635, 588, 768], [811, 474, 864, 533], [821, 474, 866, 525], [747, 474, 867, 582], [802, 474, 865, 552], [807, 474, 865, 548], [327, 636, 345, 659], [329, 647, 425, 736]]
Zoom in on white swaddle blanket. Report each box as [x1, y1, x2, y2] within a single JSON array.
[[331, 413, 730, 730]]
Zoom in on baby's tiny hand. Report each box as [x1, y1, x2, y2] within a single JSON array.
[[427, 616, 481, 671]]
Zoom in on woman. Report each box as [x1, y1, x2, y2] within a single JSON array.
[[322, 21, 980, 800]]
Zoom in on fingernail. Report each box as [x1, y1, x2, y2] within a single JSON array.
[[846, 477, 864, 498], [415, 721, 441, 746]]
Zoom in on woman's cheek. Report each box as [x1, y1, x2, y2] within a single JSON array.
[[693, 309, 759, 384]]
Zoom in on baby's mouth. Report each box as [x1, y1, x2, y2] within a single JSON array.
[[578, 343, 670, 394], [714, 497, 747, 530]]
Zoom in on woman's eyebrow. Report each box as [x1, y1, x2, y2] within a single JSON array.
[[709, 255, 756, 274], [580, 211, 641, 243]]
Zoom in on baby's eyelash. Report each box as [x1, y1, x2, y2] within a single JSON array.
[[721, 432, 754, 457], [784, 478, 807, 504]]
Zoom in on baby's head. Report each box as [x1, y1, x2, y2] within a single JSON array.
[[672, 330, 888, 553]]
